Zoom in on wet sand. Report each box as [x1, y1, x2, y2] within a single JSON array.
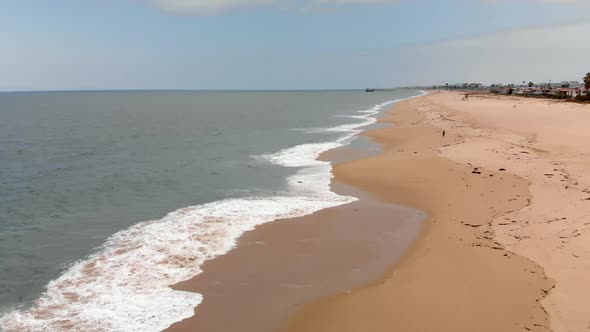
[[283, 96, 554, 332], [165, 182, 424, 332]]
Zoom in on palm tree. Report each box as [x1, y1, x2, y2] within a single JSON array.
[[584, 73, 590, 90], [528, 82, 534, 87]]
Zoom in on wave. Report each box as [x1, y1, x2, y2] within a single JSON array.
[[0, 93, 423, 332]]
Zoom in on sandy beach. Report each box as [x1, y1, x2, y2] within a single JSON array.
[[430, 92, 590, 331], [283, 91, 590, 332]]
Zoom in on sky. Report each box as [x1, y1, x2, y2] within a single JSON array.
[[1, 0, 589, 90]]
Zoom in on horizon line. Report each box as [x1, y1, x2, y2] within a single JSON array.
[[0, 87, 420, 93]]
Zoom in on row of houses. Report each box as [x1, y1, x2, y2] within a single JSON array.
[[491, 84, 588, 99], [514, 86, 588, 98], [422, 80, 589, 100]]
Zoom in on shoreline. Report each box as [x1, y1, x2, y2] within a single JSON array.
[[167, 89, 590, 332], [4, 90, 588, 331], [0, 92, 424, 332], [282, 94, 554, 331], [163, 93, 427, 331], [165, 183, 424, 332]]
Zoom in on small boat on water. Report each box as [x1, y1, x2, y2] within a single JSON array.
[[365, 88, 375, 92]]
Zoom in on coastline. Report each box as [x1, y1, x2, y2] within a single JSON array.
[[165, 184, 424, 332], [163, 98, 429, 331], [0, 92, 422, 332], [1, 89, 584, 331], [282, 94, 554, 331], [165, 90, 590, 332], [161, 93, 427, 331]]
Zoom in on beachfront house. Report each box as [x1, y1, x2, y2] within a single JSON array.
[[567, 87, 588, 99], [534, 88, 552, 96], [491, 83, 588, 100]]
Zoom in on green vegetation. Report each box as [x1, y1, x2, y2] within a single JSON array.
[[551, 93, 567, 99]]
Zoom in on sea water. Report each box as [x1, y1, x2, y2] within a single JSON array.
[[0, 89, 422, 331]]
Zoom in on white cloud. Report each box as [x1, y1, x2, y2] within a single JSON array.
[[311, 0, 399, 4], [150, 0, 278, 14], [149, 0, 589, 14], [148, 0, 401, 14], [387, 20, 590, 86]]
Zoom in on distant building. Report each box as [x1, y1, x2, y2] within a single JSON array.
[[488, 80, 587, 100], [567, 87, 587, 98]]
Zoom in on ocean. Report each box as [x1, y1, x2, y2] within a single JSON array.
[[0, 89, 422, 331]]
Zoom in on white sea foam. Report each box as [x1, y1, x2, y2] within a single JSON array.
[[0, 92, 424, 332], [0, 196, 351, 332]]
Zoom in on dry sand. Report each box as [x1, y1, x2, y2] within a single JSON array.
[[283, 94, 560, 332], [427, 92, 590, 332]]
